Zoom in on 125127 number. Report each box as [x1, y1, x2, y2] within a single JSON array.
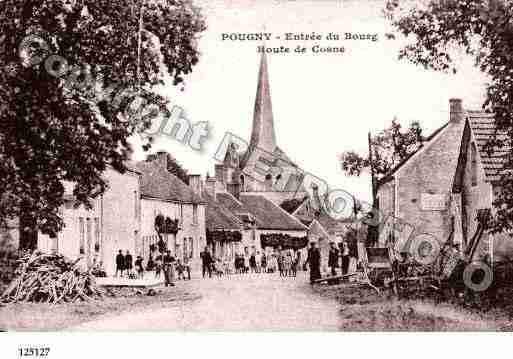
[[18, 347, 50, 357]]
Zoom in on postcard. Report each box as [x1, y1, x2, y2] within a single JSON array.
[[1, 0, 513, 354]]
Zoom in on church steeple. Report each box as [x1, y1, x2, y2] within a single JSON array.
[[249, 51, 277, 153]]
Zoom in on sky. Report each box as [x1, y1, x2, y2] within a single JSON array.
[[130, 0, 488, 203]]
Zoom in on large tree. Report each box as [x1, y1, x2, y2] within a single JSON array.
[[340, 119, 423, 178], [384, 0, 513, 233], [0, 0, 205, 248]]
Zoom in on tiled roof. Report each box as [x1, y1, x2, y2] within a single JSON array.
[[216, 192, 248, 212], [203, 193, 243, 231], [468, 111, 508, 182], [285, 195, 355, 234], [216, 192, 307, 231], [239, 193, 308, 231], [215, 192, 264, 225], [135, 161, 203, 204], [280, 196, 308, 214], [317, 213, 354, 233]]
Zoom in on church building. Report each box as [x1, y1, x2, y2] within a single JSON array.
[[204, 52, 310, 255]]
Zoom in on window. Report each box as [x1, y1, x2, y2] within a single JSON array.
[[193, 204, 198, 224], [79, 217, 85, 254], [471, 142, 477, 186], [189, 237, 194, 258], [179, 204, 183, 224]]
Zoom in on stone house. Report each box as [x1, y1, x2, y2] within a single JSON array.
[[38, 164, 142, 275], [203, 176, 308, 259], [203, 181, 244, 261], [376, 98, 513, 263], [135, 153, 207, 273]]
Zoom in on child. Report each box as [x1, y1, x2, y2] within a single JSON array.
[[284, 251, 292, 277], [146, 253, 155, 271], [214, 258, 224, 277], [155, 256, 162, 279], [183, 256, 191, 280], [135, 255, 144, 279], [176, 258, 185, 280]]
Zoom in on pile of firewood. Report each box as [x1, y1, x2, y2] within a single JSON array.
[[1, 252, 104, 304]]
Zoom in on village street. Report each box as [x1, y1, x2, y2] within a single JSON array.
[[71, 273, 342, 331]]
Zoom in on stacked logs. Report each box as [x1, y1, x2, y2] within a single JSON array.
[[1, 252, 104, 304]]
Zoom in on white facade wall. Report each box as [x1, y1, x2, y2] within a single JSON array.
[[140, 198, 206, 273], [38, 168, 141, 275]]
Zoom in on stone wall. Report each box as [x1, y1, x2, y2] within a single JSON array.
[[395, 118, 466, 248]]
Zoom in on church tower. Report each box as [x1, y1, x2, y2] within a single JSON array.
[[249, 51, 277, 154], [215, 51, 304, 197]]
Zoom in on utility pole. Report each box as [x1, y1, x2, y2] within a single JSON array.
[[367, 131, 378, 247], [368, 131, 376, 206]]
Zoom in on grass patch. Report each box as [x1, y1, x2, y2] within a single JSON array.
[[314, 283, 502, 331]]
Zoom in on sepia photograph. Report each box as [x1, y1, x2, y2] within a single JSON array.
[[1, 0, 513, 354]]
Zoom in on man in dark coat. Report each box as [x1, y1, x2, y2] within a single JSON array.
[[124, 250, 133, 277], [307, 242, 321, 284], [163, 250, 175, 287], [328, 242, 339, 276], [115, 250, 125, 277], [200, 247, 213, 278]]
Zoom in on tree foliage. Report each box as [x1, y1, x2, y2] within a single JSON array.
[[385, 0, 513, 232], [166, 154, 190, 184], [0, 0, 205, 245], [154, 214, 181, 253], [340, 119, 423, 178]]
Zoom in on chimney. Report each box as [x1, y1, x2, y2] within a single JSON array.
[[205, 177, 217, 200], [449, 98, 463, 123], [227, 183, 241, 200], [188, 174, 202, 198], [148, 151, 168, 169]]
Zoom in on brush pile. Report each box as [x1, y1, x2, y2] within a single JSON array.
[[1, 252, 104, 304]]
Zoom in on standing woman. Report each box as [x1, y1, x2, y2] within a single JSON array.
[[235, 254, 241, 274], [277, 248, 284, 277], [291, 250, 299, 277], [270, 253, 277, 273], [261, 251, 267, 273], [341, 241, 350, 275], [163, 250, 176, 287], [306, 242, 321, 284], [243, 251, 250, 274]]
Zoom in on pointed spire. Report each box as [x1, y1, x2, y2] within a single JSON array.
[[249, 51, 277, 153]]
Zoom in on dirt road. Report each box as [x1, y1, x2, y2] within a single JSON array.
[[71, 272, 341, 331]]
